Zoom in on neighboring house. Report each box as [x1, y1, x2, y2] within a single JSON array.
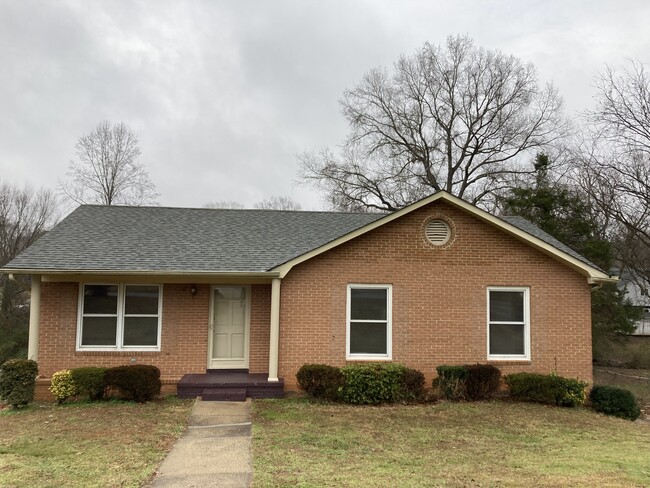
[[618, 272, 650, 336], [2, 192, 616, 400]]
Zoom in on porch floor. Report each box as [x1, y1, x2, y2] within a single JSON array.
[[177, 371, 284, 401]]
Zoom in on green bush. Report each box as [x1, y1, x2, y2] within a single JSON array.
[[50, 369, 79, 403], [589, 385, 641, 421], [296, 364, 343, 401], [465, 364, 502, 401], [0, 359, 38, 408], [435, 365, 469, 401], [339, 363, 418, 404], [505, 372, 587, 407], [400, 367, 425, 401], [71, 367, 106, 401], [104, 365, 161, 402]]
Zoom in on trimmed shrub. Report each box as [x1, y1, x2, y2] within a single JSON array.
[[505, 372, 587, 407], [465, 364, 502, 401], [71, 367, 106, 401], [50, 370, 79, 403], [0, 359, 38, 408], [296, 364, 343, 401], [104, 365, 161, 402], [589, 385, 641, 421], [339, 363, 414, 405], [400, 367, 425, 401], [436, 365, 469, 401]]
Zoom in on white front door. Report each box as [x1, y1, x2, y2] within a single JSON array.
[[208, 286, 250, 369]]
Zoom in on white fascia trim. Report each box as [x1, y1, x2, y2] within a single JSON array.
[[271, 191, 615, 283]]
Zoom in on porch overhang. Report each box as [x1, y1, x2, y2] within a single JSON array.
[[5, 269, 281, 285]]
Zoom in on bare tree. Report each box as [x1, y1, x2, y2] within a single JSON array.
[[300, 35, 568, 211], [254, 196, 302, 211], [60, 121, 158, 206], [0, 182, 58, 362], [580, 61, 650, 287], [203, 201, 245, 209]]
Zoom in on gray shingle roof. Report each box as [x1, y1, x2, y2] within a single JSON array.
[[3, 204, 604, 275], [500, 215, 605, 272], [3, 205, 384, 273]]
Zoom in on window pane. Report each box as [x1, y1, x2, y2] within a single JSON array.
[[490, 291, 524, 322], [81, 316, 117, 346], [490, 324, 525, 355], [125, 285, 159, 315], [351, 288, 387, 320], [123, 317, 159, 346], [83, 285, 118, 314], [350, 321, 387, 354]]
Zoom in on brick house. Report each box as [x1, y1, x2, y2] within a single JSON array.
[[2, 191, 616, 400]]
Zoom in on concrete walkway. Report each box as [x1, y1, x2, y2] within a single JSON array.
[[149, 399, 252, 487]]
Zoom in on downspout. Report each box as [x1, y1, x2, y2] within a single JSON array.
[[268, 278, 281, 382]]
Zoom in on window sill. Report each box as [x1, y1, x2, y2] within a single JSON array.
[[487, 358, 531, 365], [75, 350, 162, 356], [346, 356, 392, 362]]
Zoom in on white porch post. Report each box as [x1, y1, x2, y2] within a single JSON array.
[[27, 274, 41, 361], [268, 278, 281, 382]]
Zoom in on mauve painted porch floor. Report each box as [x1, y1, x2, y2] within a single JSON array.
[[177, 372, 284, 400]]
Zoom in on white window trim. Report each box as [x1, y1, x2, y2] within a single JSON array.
[[487, 286, 530, 361], [77, 283, 163, 352], [346, 284, 392, 361]]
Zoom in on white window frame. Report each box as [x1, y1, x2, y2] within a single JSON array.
[[346, 284, 392, 360], [77, 283, 163, 352], [487, 286, 530, 361]]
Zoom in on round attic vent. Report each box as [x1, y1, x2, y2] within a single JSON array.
[[425, 219, 451, 246]]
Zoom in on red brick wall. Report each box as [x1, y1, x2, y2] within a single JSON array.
[[250, 284, 271, 373], [36, 283, 272, 398], [278, 201, 593, 388], [35, 199, 593, 398]]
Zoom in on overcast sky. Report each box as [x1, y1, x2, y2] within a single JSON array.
[[1, 0, 648, 211]]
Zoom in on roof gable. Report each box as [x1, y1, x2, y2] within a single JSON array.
[[270, 192, 615, 284]]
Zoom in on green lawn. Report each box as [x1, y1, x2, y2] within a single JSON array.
[[0, 397, 193, 488], [252, 398, 650, 487]]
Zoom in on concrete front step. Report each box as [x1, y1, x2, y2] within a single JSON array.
[[202, 387, 247, 402]]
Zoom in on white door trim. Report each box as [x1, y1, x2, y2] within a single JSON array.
[[207, 285, 251, 369]]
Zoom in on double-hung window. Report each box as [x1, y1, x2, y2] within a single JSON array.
[[346, 284, 392, 360], [78, 284, 162, 351], [487, 287, 529, 360]]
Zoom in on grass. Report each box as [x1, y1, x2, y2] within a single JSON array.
[[252, 397, 650, 487], [0, 397, 193, 488]]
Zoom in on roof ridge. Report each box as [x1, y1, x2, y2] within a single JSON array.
[[77, 204, 387, 216]]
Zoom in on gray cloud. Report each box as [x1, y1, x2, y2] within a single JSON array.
[[1, 0, 649, 211]]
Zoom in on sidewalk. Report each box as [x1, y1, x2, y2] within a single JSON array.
[[149, 399, 253, 487]]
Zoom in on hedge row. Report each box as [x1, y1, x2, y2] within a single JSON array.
[[435, 364, 501, 401], [0, 359, 38, 408], [505, 372, 588, 407], [50, 365, 161, 403], [297, 363, 424, 404], [51, 367, 107, 403]]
